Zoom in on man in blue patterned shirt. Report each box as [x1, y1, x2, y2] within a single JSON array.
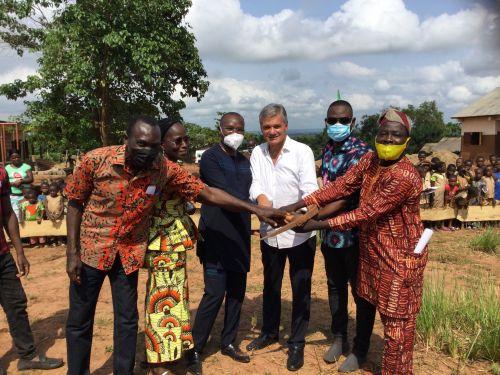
[[319, 100, 376, 372]]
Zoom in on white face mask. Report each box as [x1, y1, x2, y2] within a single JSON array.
[[223, 132, 244, 150]]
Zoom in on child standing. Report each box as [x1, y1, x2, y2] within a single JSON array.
[[483, 166, 496, 207], [430, 161, 447, 208], [470, 168, 487, 206], [444, 176, 460, 230], [46, 183, 65, 246], [20, 189, 46, 247], [38, 181, 50, 203]]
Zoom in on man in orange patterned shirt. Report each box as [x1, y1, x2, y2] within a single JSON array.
[[65, 115, 284, 375], [281, 109, 427, 375]]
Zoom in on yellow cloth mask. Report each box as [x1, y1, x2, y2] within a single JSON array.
[[375, 138, 410, 161]]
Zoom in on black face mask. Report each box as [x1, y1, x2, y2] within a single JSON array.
[[129, 147, 160, 170]]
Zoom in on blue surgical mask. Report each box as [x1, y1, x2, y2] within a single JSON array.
[[327, 123, 351, 142]]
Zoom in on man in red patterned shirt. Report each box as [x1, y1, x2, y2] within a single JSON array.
[[65, 115, 284, 375], [0, 166, 63, 374], [281, 109, 427, 375]]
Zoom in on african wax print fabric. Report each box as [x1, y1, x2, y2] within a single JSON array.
[[380, 313, 417, 375], [144, 193, 197, 363], [64, 145, 204, 274], [321, 135, 370, 248], [304, 152, 427, 319]]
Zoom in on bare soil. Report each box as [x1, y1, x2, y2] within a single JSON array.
[[1, 229, 498, 375]]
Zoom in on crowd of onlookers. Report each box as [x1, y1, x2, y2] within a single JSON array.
[[415, 153, 498, 230], [4, 150, 67, 247]]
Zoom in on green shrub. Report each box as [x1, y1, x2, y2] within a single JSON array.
[[417, 274, 500, 362], [469, 227, 499, 254]]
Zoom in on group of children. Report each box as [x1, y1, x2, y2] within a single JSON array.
[[18, 179, 66, 247], [416, 153, 499, 230]]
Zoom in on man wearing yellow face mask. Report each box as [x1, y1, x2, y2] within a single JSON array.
[[281, 108, 428, 375]]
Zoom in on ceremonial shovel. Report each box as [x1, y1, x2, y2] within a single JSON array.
[[260, 205, 319, 240]]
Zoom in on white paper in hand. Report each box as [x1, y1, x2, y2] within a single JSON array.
[[414, 228, 433, 254]]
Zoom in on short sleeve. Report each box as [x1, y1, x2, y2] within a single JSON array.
[[165, 160, 205, 201], [64, 153, 95, 202], [0, 168, 10, 197]]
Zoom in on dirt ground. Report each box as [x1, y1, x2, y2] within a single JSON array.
[[0, 229, 498, 375]]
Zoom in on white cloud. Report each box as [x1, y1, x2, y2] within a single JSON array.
[[375, 79, 390, 91], [447, 86, 473, 102], [329, 61, 375, 77], [187, 0, 493, 62], [0, 67, 37, 85], [416, 61, 463, 82], [348, 93, 376, 111]]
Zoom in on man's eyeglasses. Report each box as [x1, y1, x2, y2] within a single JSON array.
[[325, 117, 352, 125], [167, 136, 190, 146]]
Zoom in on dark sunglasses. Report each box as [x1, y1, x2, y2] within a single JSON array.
[[325, 117, 352, 125], [167, 136, 190, 146]]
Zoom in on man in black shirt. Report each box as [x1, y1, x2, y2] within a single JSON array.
[[187, 112, 252, 374]]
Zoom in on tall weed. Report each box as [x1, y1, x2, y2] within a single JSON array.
[[469, 227, 499, 254], [417, 274, 500, 362]]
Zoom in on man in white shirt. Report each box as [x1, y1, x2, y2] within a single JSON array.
[[246, 103, 318, 371]]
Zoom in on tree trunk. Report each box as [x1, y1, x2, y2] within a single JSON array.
[[98, 47, 110, 146]]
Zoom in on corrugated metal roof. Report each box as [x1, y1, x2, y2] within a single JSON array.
[[453, 87, 500, 118]]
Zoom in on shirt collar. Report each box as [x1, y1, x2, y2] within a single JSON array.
[[265, 135, 291, 155]]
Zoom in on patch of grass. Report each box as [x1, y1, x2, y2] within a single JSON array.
[[491, 362, 500, 375], [417, 274, 500, 363], [105, 345, 113, 353], [469, 227, 499, 254]]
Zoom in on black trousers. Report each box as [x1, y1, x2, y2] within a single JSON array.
[[260, 237, 316, 347], [192, 263, 247, 352], [0, 252, 36, 360], [66, 258, 139, 375], [321, 243, 376, 357]]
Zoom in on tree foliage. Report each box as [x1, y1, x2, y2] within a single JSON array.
[[354, 101, 461, 154], [0, 0, 209, 150]]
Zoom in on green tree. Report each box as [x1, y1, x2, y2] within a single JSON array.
[[353, 113, 379, 148], [0, 0, 209, 150]]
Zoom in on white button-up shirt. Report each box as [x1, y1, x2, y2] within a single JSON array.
[[249, 136, 318, 249]]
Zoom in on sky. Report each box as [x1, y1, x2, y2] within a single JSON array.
[[0, 0, 499, 132]]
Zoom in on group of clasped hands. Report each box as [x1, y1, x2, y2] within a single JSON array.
[[258, 203, 321, 239]]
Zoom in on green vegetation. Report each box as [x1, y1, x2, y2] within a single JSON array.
[[0, 0, 208, 150], [470, 228, 499, 254], [417, 275, 500, 363]]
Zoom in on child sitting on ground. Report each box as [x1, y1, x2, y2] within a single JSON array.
[[482, 166, 496, 207], [19, 189, 46, 247]]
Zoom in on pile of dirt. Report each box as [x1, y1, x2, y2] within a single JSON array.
[[407, 150, 459, 166]]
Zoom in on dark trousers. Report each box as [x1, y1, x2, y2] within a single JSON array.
[[66, 258, 139, 375], [261, 237, 316, 347], [321, 243, 376, 357], [192, 263, 247, 352], [0, 252, 36, 359]]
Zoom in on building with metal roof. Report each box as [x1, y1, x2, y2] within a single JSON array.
[[453, 87, 500, 161]]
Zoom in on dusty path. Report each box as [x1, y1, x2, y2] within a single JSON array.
[[0, 230, 497, 374]]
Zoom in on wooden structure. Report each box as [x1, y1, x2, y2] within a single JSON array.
[[0, 121, 26, 164], [453, 87, 500, 161]]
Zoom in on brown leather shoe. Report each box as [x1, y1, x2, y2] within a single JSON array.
[[221, 343, 250, 363]]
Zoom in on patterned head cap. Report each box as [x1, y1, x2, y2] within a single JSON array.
[[378, 108, 412, 134]]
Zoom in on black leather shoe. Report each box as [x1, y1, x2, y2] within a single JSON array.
[[287, 345, 304, 371], [246, 334, 278, 351], [221, 343, 250, 363], [186, 350, 202, 375], [17, 354, 64, 370]]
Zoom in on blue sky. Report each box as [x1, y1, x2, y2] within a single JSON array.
[[1, 0, 499, 132]]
